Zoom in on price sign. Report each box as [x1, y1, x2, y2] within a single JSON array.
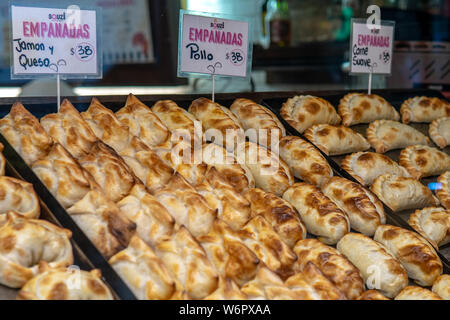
[[350, 19, 395, 75], [178, 10, 252, 78], [10, 5, 101, 78]]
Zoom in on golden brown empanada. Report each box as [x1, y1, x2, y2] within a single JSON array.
[[399, 145, 450, 179], [235, 141, 294, 197], [40, 99, 98, 159], [341, 152, 411, 186], [244, 188, 306, 248], [0, 212, 73, 288], [356, 290, 390, 300], [401, 96, 450, 124], [0, 102, 53, 164], [17, 263, 113, 300], [203, 276, 247, 300], [322, 176, 386, 236], [429, 117, 450, 149], [281, 95, 341, 134], [154, 226, 218, 299], [395, 286, 443, 300], [432, 274, 450, 300], [293, 239, 364, 300], [338, 93, 400, 126], [437, 171, 450, 209], [374, 224, 442, 286], [109, 235, 175, 300], [337, 233, 408, 298], [279, 135, 333, 187], [371, 174, 440, 212], [367, 120, 431, 153], [116, 94, 171, 148], [230, 98, 286, 149], [304, 124, 370, 156], [283, 183, 350, 245], [408, 207, 450, 249]]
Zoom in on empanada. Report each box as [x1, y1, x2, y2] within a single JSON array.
[[116, 94, 171, 148], [408, 207, 449, 249], [432, 274, 450, 300], [203, 277, 247, 300], [304, 124, 370, 156], [189, 97, 244, 152], [341, 152, 411, 186], [239, 215, 297, 280], [401, 96, 450, 124], [0, 176, 40, 224], [116, 184, 174, 247], [154, 226, 218, 299], [235, 141, 294, 197], [281, 95, 341, 133], [283, 183, 350, 245], [371, 174, 440, 212], [40, 99, 98, 159], [399, 145, 450, 179], [153, 173, 216, 237], [374, 224, 443, 286], [338, 93, 399, 126], [230, 98, 286, 149], [279, 135, 333, 187], [437, 171, 450, 209], [0, 212, 73, 288], [0, 102, 53, 164], [244, 188, 306, 248], [293, 239, 364, 300], [109, 235, 175, 300], [356, 290, 389, 300], [0, 143, 4, 176], [367, 120, 431, 153], [395, 286, 443, 300], [336, 233, 408, 298], [322, 176, 386, 236], [429, 117, 450, 149], [17, 263, 113, 300]]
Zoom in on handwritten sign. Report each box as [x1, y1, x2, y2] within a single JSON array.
[[350, 19, 395, 75], [178, 11, 251, 78], [10, 5, 100, 78]]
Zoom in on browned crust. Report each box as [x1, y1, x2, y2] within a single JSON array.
[[338, 93, 359, 127], [436, 171, 450, 209], [366, 120, 388, 153], [408, 207, 446, 250], [400, 97, 414, 124], [303, 125, 329, 155], [340, 153, 365, 185], [429, 117, 449, 149]]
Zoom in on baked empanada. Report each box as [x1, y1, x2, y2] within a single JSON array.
[[367, 120, 431, 153], [283, 183, 350, 245], [235, 141, 294, 197], [429, 117, 450, 149], [304, 124, 370, 156], [153, 173, 216, 237], [395, 286, 443, 300], [40, 99, 98, 159], [399, 145, 450, 179], [0, 176, 40, 224], [116, 94, 171, 148], [189, 97, 244, 152], [109, 235, 175, 300], [0, 212, 73, 288], [154, 226, 218, 299], [293, 239, 364, 300], [401, 96, 450, 124], [281, 95, 341, 133], [374, 224, 442, 286], [356, 290, 389, 300], [408, 207, 449, 249], [67, 189, 136, 258], [116, 184, 174, 247], [341, 152, 411, 186], [203, 276, 247, 300], [17, 263, 113, 300], [337, 233, 408, 298], [244, 188, 306, 248], [371, 174, 440, 212], [279, 136, 333, 187], [437, 171, 450, 209], [338, 93, 400, 126], [322, 176, 386, 236], [0, 102, 53, 164], [432, 274, 450, 300], [230, 98, 286, 149]]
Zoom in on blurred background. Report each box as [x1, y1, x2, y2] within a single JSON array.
[[1, 0, 449, 97]]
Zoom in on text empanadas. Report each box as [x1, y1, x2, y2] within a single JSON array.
[[399, 145, 450, 179], [432, 274, 450, 300], [395, 286, 442, 300], [304, 124, 370, 156], [429, 117, 450, 149], [401, 96, 450, 124], [437, 171, 450, 209], [408, 207, 450, 249]]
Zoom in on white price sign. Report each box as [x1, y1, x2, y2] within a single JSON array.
[[178, 11, 251, 78], [350, 19, 395, 75], [11, 5, 100, 78]]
